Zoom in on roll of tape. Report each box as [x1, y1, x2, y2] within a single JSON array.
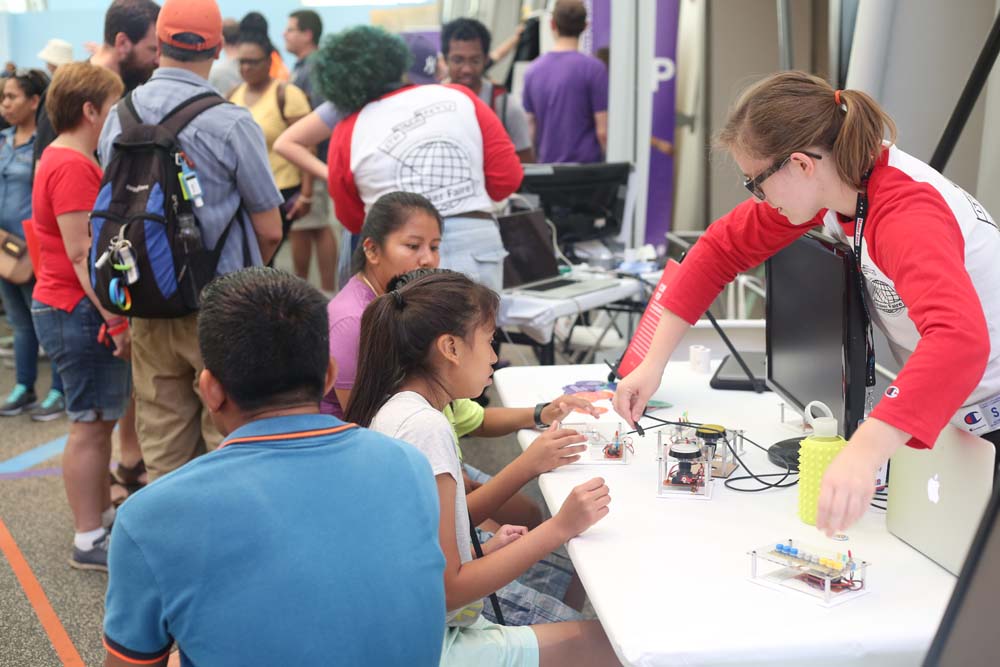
[[689, 345, 711, 374]]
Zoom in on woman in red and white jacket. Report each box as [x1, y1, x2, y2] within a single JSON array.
[[312, 25, 523, 292], [613, 71, 1000, 537]]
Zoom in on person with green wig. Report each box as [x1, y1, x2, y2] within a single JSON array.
[[315, 25, 523, 292]]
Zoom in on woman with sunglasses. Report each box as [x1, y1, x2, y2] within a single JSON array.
[[612, 70, 1000, 537]]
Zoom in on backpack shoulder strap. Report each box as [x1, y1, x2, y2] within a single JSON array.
[[276, 82, 288, 126], [490, 83, 509, 132], [159, 92, 226, 138], [117, 91, 143, 133]]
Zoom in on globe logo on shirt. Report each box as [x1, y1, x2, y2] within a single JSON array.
[[862, 267, 905, 316], [397, 139, 475, 213]]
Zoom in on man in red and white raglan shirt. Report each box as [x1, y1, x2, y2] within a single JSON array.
[[324, 33, 523, 292]]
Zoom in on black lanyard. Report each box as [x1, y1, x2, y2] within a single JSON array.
[[851, 175, 878, 390]]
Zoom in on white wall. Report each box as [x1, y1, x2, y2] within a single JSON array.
[[976, 0, 1000, 217], [848, 0, 994, 194], [708, 0, 816, 222], [672, 0, 706, 232]]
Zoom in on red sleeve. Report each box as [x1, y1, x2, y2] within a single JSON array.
[[444, 83, 523, 201], [662, 199, 815, 324], [50, 156, 102, 216], [327, 112, 366, 234], [865, 178, 990, 449]]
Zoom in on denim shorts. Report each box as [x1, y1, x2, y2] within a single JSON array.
[[31, 298, 130, 422]]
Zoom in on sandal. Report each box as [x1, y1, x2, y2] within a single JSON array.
[[110, 459, 147, 507], [110, 473, 129, 507], [113, 459, 147, 489]]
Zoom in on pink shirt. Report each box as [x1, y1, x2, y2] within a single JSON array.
[[321, 275, 376, 418]]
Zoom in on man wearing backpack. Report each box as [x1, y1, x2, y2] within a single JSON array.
[[441, 17, 535, 163], [97, 0, 283, 481]]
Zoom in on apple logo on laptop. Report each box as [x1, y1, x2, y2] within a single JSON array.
[[927, 474, 941, 504]]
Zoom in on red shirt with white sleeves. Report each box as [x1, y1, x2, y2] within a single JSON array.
[[664, 145, 1000, 448], [327, 83, 523, 234]]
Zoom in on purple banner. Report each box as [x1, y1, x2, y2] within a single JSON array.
[[584, 0, 678, 245], [646, 0, 679, 245], [586, 0, 611, 56]]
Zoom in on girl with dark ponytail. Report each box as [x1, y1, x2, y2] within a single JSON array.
[[613, 70, 1000, 539], [348, 271, 618, 664]]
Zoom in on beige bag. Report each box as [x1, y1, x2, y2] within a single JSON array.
[[0, 230, 33, 284]]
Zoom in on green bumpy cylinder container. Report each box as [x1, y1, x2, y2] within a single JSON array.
[[797, 416, 848, 525]]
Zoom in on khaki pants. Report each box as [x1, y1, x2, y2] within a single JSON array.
[[131, 314, 221, 480]]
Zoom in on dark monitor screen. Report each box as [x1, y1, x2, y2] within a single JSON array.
[[765, 231, 867, 438], [517, 162, 631, 243], [924, 483, 1000, 666], [497, 209, 560, 288]]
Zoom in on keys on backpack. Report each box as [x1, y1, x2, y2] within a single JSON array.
[[95, 248, 112, 270], [104, 232, 140, 286], [116, 244, 140, 285]]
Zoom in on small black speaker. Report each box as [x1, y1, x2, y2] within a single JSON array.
[[768, 437, 804, 472]]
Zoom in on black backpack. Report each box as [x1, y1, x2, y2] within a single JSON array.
[[89, 91, 246, 318]]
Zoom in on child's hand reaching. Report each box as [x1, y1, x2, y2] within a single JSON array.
[[540, 395, 602, 424], [521, 421, 588, 475], [553, 477, 611, 539], [482, 525, 528, 555]]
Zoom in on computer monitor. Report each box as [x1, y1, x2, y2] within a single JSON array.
[[923, 482, 1000, 666], [517, 162, 631, 243], [497, 209, 560, 288], [765, 231, 867, 438]]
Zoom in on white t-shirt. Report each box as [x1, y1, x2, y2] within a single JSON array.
[[370, 391, 484, 626]]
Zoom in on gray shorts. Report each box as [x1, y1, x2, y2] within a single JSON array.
[[439, 216, 508, 292]]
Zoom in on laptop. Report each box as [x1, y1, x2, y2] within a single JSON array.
[[887, 425, 995, 575], [498, 209, 621, 300]]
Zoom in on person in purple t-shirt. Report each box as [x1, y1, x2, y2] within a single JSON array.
[[322, 192, 441, 419], [522, 0, 608, 164]]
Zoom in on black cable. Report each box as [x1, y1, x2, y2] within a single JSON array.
[[469, 520, 505, 625], [721, 435, 799, 492], [628, 413, 800, 492]]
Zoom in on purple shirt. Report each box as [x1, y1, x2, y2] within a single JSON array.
[[522, 51, 608, 164], [320, 275, 376, 419]]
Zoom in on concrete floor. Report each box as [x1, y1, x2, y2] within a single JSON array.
[[0, 243, 606, 666]]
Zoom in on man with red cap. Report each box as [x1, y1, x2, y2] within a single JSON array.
[[97, 0, 283, 484]]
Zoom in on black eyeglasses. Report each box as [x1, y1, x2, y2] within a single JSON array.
[[743, 150, 823, 201]]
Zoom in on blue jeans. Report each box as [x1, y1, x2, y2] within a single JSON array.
[[31, 298, 129, 422], [0, 277, 62, 393]]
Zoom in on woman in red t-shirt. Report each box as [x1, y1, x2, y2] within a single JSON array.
[[30, 62, 128, 572]]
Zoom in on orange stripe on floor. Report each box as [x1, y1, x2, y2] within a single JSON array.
[[0, 516, 84, 667]]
